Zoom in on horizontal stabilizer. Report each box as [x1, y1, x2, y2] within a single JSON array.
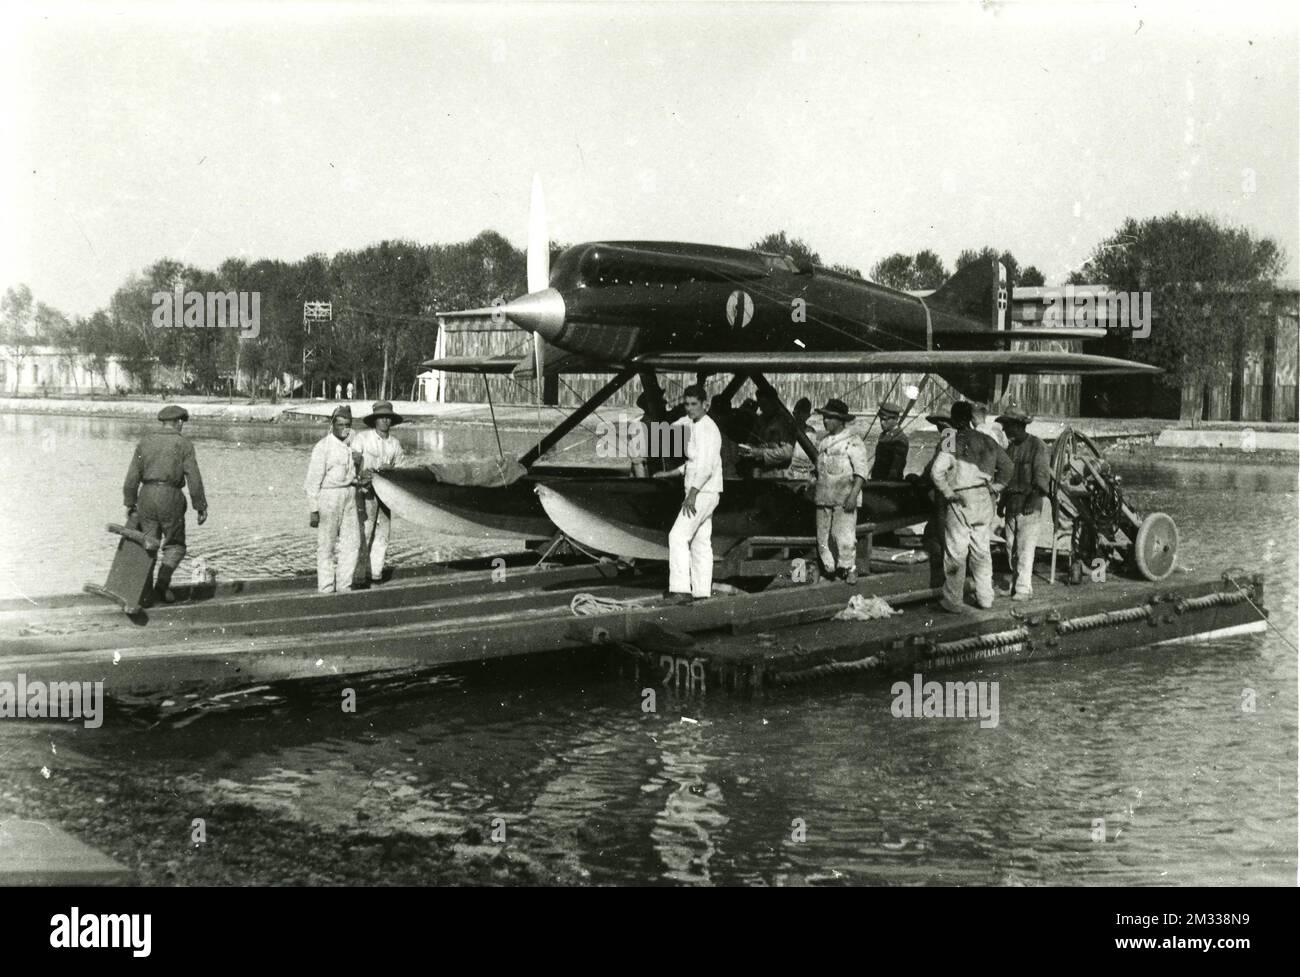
[[632, 350, 1160, 376]]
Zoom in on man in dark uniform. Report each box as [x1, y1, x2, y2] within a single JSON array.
[[869, 401, 909, 480], [123, 405, 208, 605], [996, 406, 1052, 600]]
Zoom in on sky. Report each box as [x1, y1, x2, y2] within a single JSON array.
[[3, 0, 1297, 317]]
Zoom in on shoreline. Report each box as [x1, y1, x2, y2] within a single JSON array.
[[1, 396, 1296, 455]]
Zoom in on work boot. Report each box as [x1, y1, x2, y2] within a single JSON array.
[[996, 585, 1014, 597], [843, 567, 858, 585], [663, 592, 693, 606], [153, 564, 177, 605], [938, 596, 966, 615], [1011, 592, 1032, 602]]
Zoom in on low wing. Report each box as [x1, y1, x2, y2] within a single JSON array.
[[631, 350, 1159, 375], [422, 355, 519, 374], [424, 344, 612, 376]]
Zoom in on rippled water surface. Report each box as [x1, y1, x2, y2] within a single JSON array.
[[0, 414, 1295, 885]]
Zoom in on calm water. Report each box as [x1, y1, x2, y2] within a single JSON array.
[[0, 413, 1296, 885]]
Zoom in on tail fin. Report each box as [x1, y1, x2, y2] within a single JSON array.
[[929, 258, 1010, 404], [927, 257, 1009, 330]]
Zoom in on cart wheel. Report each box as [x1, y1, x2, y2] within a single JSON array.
[[1049, 427, 1106, 569], [1133, 511, 1179, 581]]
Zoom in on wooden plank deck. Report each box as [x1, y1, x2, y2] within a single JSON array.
[[595, 570, 1269, 693]]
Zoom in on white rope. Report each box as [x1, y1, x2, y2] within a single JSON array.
[[569, 592, 662, 616]]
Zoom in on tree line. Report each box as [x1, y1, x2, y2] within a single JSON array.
[[1, 213, 1285, 399]]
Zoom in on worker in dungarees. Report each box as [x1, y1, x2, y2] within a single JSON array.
[[351, 401, 407, 586], [122, 405, 208, 606], [304, 405, 362, 594], [929, 401, 1014, 613], [813, 397, 870, 584]]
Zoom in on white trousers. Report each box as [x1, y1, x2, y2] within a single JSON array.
[[317, 488, 360, 593], [1004, 496, 1045, 595], [361, 495, 392, 579], [942, 488, 994, 609], [668, 491, 719, 598], [815, 505, 858, 574]]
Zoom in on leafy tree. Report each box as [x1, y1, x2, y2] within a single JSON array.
[[0, 284, 36, 392], [750, 231, 820, 267], [829, 263, 863, 278], [1076, 213, 1285, 397], [869, 249, 949, 290], [77, 311, 115, 390], [1019, 265, 1046, 287], [35, 303, 78, 390]]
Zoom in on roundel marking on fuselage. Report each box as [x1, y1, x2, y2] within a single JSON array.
[[726, 290, 755, 328]]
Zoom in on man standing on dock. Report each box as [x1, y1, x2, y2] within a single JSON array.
[[662, 384, 723, 604], [122, 405, 208, 605], [352, 401, 407, 586], [305, 405, 361, 594], [920, 412, 954, 590], [930, 401, 1013, 613], [813, 397, 870, 585], [996, 407, 1052, 601]]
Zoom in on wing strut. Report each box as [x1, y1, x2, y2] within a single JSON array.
[[749, 373, 819, 464], [518, 369, 636, 468]]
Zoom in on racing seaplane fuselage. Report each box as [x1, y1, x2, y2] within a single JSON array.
[[374, 182, 1158, 563]]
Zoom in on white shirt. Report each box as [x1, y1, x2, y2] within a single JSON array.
[[675, 413, 724, 494], [351, 427, 406, 472], [304, 432, 357, 509]]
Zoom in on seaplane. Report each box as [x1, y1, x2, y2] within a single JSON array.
[[373, 178, 1159, 569]]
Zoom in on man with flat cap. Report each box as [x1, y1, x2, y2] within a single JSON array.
[[929, 401, 1013, 613], [351, 401, 407, 586], [304, 404, 362, 594], [123, 405, 208, 605], [996, 406, 1052, 600], [869, 401, 910, 481], [813, 397, 870, 584]]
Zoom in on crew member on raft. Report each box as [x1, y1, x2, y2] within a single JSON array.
[[122, 404, 208, 605], [869, 401, 909, 480], [813, 397, 870, 585], [661, 384, 723, 604], [304, 405, 362, 594], [737, 390, 796, 478], [352, 401, 407, 587], [996, 406, 1051, 601], [929, 401, 1014, 613], [919, 412, 954, 590]]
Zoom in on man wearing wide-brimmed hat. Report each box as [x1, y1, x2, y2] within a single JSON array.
[[996, 405, 1051, 600], [351, 401, 408, 585], [868, 401, 910, 481], [122, 404, 208, 605], [812, 397, 870, 584], [304, 404, 361, 593]]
